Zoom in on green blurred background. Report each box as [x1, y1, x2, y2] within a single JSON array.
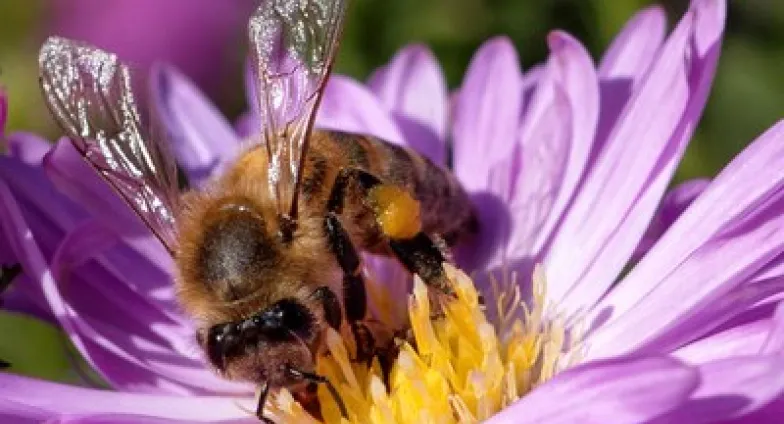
[[1, 0, 783, 182]]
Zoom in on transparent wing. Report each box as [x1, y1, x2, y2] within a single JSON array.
[[248, 0, 348, 218], [39, 36, 179, 253]]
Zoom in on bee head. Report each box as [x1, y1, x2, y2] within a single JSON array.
[[200, 297, 316, 385]]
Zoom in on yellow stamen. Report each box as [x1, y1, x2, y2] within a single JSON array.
[[270, 263, 578, 423]]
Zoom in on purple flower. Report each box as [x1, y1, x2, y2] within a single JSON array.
[[3, 0, 784, 422], [48, 0, 255, 95]]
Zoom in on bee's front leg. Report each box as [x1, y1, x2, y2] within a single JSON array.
[[255, 380, 274, 424]]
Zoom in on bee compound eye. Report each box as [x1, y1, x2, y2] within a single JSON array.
[[276, 299, 314, 337], [206, 325, 227, 368]]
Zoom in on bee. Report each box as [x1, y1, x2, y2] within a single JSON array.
[[38, 0, 477, 421]]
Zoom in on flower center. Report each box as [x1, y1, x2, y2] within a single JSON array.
[[265, 264, 580, 423]]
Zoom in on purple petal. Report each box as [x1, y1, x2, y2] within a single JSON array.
[[315, 75, 404, 143], [44, 140, 158, 236], [588, 119, 784, 359], [625, 276, 784, 361], [634, 178, 710, 259], [599, 5, 667, 79], [391, 113, 445, 165], [243, 57, 259, 120], [487, 356, 698, 424], [649, 356, 784, 423], [545, 0, 726, 316], [0, 374, 249, 421], [48, 414, 249, 424], [150, 64, 240, 187], [43, 140, 173, 271], [0, 171, 245, 395], [499, 83, 572, 264], [451, 37, 523, 192], [595, 6, 667, 161], [5, 132, 52, 166], [0, 398, 50, 423], [760, 302, 784, 354], [673, 319, 773, 364], [0, 157, 82, 314], [233, 111, 257, 139], [525, 31, 599, 257], [367, 44, 448, 144]]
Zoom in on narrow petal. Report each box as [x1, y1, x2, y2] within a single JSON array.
[[596, 6, 668, 160], [0, 176, 245, 395], [44, 140, 153, 234], [5, 132, 52, 166], [599, 5, 667, 80], [546, 0, 726, 315], [367, 44, 448, 143], [233, 111, 257, 139], [500, 84, 572, 263], [452, 37, 523, 192], [760, 302, 784, 354], [315, 75, 404, 144], [244, 56, 259, 120], [0, 374, 249, 422], [392, 114, 445, 165], [528, 31, 599, 256], [43, 140, 173, 272], [150, 64, 239, 187], [649, 356, 784, 423], [0, 399, 50, 423], [634, 178, 710, 258], [486, 356, 698, 424], [44, 414, 249, 424], [673, 319, 773, 364], [588, 119, 784, 358]]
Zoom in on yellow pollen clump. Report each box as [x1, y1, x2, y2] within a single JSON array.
[[267, 264, 577, 423], [368, 185, 422, 240]]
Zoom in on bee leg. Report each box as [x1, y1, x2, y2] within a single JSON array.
[[255, 380, 275, 424], [324, 213, 375, 362], [0, 359, 10, 369], [312, 286, 342, 331], [328, 168, 452, 295], [285, 365, 348, 419]]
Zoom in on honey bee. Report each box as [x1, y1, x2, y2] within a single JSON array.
[[38, 0, 477, 421]]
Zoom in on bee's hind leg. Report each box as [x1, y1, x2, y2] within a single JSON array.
[[327, 168, 453, 299]]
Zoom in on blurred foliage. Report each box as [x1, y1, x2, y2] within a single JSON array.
[[0, 311, 102, 385], [1, 0, 783, 184]]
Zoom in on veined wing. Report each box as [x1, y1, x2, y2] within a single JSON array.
[[39, 36, 180, 253], [248, 0, 348, 219]]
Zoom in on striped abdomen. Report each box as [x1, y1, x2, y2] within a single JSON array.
[[302, 130, 478, 249]]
